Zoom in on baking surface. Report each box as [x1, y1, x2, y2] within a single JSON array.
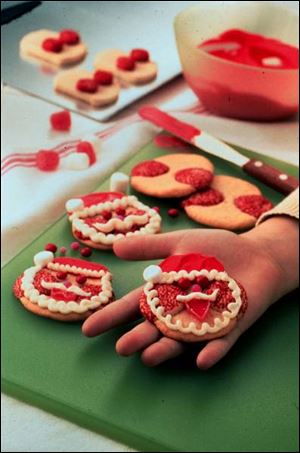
[[2, 137, 299, 452]]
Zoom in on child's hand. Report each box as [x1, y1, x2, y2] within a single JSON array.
[[82, 217, 298, 369]]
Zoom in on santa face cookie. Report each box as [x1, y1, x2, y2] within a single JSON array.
[[54, 68, 120, 107], [182, 175, 273, 230], [131, 153, 214, 198], [66, 192, 161, 250], [20, 29, 87, 66], [94, 48, 157, 85], [13, 253, 113, 322], [140, 254, 247, 342]]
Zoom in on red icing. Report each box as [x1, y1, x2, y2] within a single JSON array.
[[182, 188, 224, 207], [51, 287, 77, 302], [186, 299, 210, 321], [168, 208, 179, 218], [116, 56, 135, 71], [76, 141, 96, 165], [80, 192, 124, 207], [33, 269, 56, 295], [159, 254, 224, 273], [234, 195, 273, 218], [131, 160, 169, 177], [154, 135, 187, 149], [175, 168, 213, 189], [205, 280, 248, 314], [13, 276, 24, 298], [36, 150, 59, 172], [130, 48, 149, 62], [76, 79, 98, 93], [94, 70, 113, 86], [52, 257, 108, 272], [140, 284, 184, 322], [50, 110, 71, 132], [59, 29, 80, 45], [84, 215, 109, 227], [42, 38, 63, 53], [45, 243, 57, 253], [81, 283, 102, 297]]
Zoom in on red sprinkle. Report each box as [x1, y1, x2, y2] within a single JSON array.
[[36, 150, 59, 172], [93, 70, 113, 85], [76, 275, 87, 285], [175, 168, 213, 190], [116, 56, 135, 71], [42, 38, 63, 53], [76, 141, 96, 166], [59, 246, 67, 255], [234, 194, 273, 218], [76, 79, 98, 93], [130, 48, 149, 62], [131, 160, 169, 177], [80, 283, 102, 298], [182, 188, 224, 207], [71, 241, 80, 250], [50, 110, 71, 132], [168, 208, 179, 218], [59, 29, 80, 45], [57, 271, 68, 280], [44, 243, 57, 253], [80, 247, 92, 257]]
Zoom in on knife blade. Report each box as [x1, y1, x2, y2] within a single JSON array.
[[139, 106, 298, 195]]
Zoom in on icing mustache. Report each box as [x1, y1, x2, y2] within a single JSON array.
[[176, 289, 219, 303], [41, 280, 91, 297]]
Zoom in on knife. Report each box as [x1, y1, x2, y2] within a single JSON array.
[[139, 106, 298, 195]]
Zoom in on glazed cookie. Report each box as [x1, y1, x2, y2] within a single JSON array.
[[13, 252, 114, 322], [182, 175, 273, 230], [140, 253, 247, 342], [131, 153, 214, 198], [94, 48, 157, 85], [20, 29, 87, 66], [54, 68, 120, 107], [66, 192, 161, 250]]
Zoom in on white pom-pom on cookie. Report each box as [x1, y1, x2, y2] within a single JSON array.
[[34, 251, 54, 267], [143, 265, 162, 283]]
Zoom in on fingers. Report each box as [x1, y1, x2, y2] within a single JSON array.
[[141, 337, 185, 367], [82, 287, 142, 337], [116, 320, 160, 356]]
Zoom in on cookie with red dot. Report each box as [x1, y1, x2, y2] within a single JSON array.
[[140, 253, 248, 342], [131, 153, 214, 198], [182, 175, 273, 230]]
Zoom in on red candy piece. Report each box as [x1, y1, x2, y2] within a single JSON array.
[[51, 287, 77, 302], [182, 188, 224, 207], [70, 241, 80, 251], [42, 38, 63, 53], [131, 160, 169, 177], [80, 247, 92, 257], [186, 299, 210, 321], [195, 275, 210, 288], [115, 207, 126, 216], [116, 56, 135, 71], [130, 48, 149, 62], [93, 70, 113, 85], [76, 275, 87, 285], [57, 271, 67, 280], [152, 206, 160, 213], [102, 210, 112, 220], [168, 208, 179, 218], [177, 277, 191, 290], [175, 168, 213, 190], [59, 246, 67, 255], [59, 29, 80, 45], [50, 110, 71, 131], [190, 284, 201, 293], [45, 243, 57, 253], [234, 195, 273, 218], [76, 141, 96, 166], [36, 150, 59, 172], [76, 79, 98, 93]]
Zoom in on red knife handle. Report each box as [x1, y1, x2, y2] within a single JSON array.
[[243, 159, 299, 195]]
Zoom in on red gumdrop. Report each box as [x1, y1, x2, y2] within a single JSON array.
[[42, 38, 63, 53], [36, 150, 60, 172], [76, 275, 87, 285], [177, 277, 191, 290], [50, 110, 71, 131], [234, 194, 273, 218], [59, 29, 80, 45], [168, 208, 179, 218], [130, 48, 149, 62], [186, 299, 210, 321], [70, 241, 80, 251], [182, 188, 224, 207], [76, 141, 96, 165], [44, 243, 57, 253], [131, 160, 169, 177], [175, 168, 213, 190], [80, 247, 92, 257], [116, 56, 135, 71], [59, 246, 67, 255], [115, 207, 126, 216], [195, 275, 210, 288], [76, 79, 98, 93], [93, 70, 113, 85], [57, 271, 68, 280], [102, 210, 112, 220]]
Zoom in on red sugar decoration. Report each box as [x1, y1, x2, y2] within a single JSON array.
[[36, 150, 59, 172], [131, 160, 169, 177], [175, 168, 213, 190], [234, 194, 273, 218], [76, 79, 98, 93], [93, 70, 113, 85], [42, 38, 63, 53], [116, 56, 135, 71], [182, 188, 224, 207], [59, 29, 80, 45], [50, 110, 71, 131]]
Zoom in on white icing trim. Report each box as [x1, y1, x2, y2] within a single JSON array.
[[176, 289, 219, 302], [41, 280, 91, 297], [47, 262, 106, 278]]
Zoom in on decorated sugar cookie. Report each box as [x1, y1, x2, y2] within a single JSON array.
[[66, 192, 161, 250], [131, 153, 214, 198], [13, 253, 114, 322], [140, 254, 247, 342], [182, 175, 273, 230], [94, 48, 157, 85], [20, 29, 87, 66]]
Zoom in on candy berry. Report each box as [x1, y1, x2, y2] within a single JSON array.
[[168, 208, 179, 218], [175, 168, 213, 190], [131, 160, 169, 177], [80, 247, 92, 257], [115, 207, 126, 216], [59, 246, 67, 255], [182, 189, 224, 207], [50, 110, 71, 132], [116, 56, 135, 71], [76, 275, 87, 285], [42, 38, 63, 53], [177, 277, 191, 290], [234, 195, 273, 218], [36, 150, 59, 171], [93, 70, 113, 86], [70, 241, 80, 251], [57, 271, 68, 280], [152, 206, 160, 213], [59, 29, 80, 45], [190, 284, 202, 293], [102, 210, 112, 220], [44, 243, 57, 253], [76, 141, 96, 166], [130, 48, 149, 62], [76, 79, 98, 93], [195, 275, 210, 288]]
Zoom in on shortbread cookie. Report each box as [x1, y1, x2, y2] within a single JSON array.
[[66, 192, 161, 250], [13, 252, 114, 322], [94, 48, 157, 85], [182, 175, 273, 230], [131, 153, 214, 198], [140, 253, 247, 342], [20, 29, 87, 66], [54, 68, 120, 107]]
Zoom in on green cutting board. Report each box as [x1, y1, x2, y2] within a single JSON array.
[[2, 136, 299, 452]]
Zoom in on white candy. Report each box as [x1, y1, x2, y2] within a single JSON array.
[[143, 265, 162, 283], [63, 153, 90, 171], [110, 172, 129, 193], [65, 198, 84, 213], [34, 251, 54, 268], [262, 57, 282, 67], [81, 134, 101, 156]]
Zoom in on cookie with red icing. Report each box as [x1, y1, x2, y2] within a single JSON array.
[[66, 192, 161, 250], [13, 252, 114, 322], [20, 29, 87, 66], [140, 253, 247, 342], [131, 153, 214, 198], [182, 175, 273, 230]]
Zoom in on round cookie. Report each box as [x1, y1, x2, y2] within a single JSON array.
[[182, 175, 273, 230], [131, 153, 214, 198], [140, 253, 248, 342], [66, 192, 161, 250], [13, 252, 114, 322]]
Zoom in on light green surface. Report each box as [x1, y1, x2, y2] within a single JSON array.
[[2, 137, 299, 452]]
